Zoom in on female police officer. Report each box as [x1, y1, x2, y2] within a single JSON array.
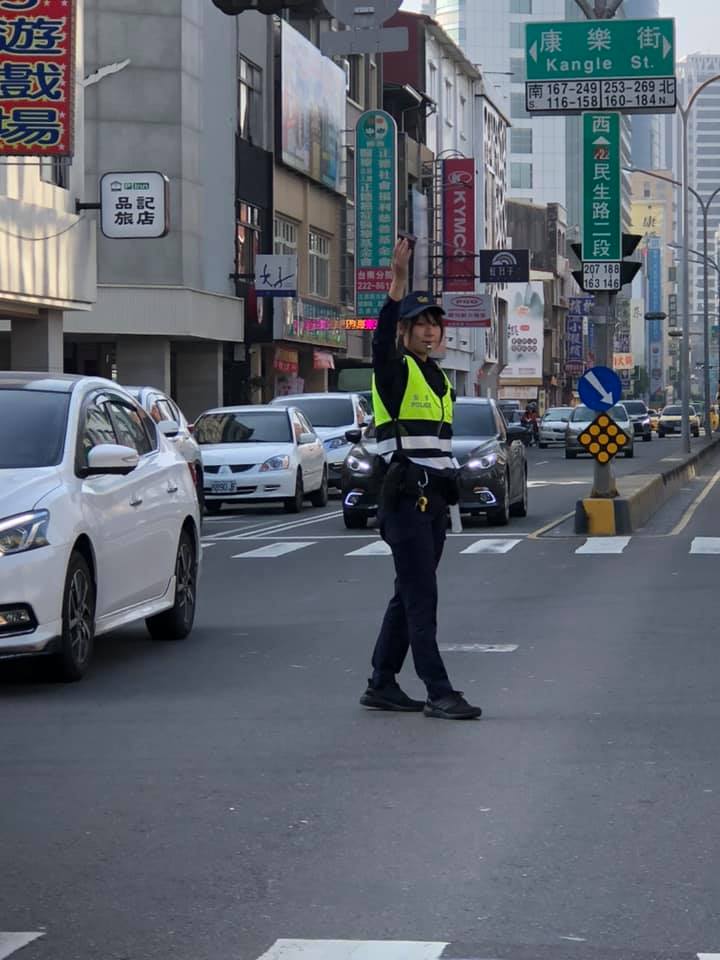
[[359, 239, 482, 720]]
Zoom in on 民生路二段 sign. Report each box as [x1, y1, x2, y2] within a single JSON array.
[[0, 0, 76, 156], [100, 172, 169, 239], [525, 18, 676, 114], [355, 110, 398, 320], [582, 113, 621, 264]]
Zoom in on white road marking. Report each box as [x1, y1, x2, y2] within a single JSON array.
[[345, 541, 392, 557], [528, 480, 589, 488], [0, 933, 44, 959], [206, 510, 344, 541], [697, 954, 720, 959], [690, 538, 720, 555], [440, 643, 518, 652], [672, 468, 720, 536], [461, 539, 521, 555], [200, 542, 216, 549], [576, 537, 631, 555], [232, 542, 315, 559], [255, 941, 449, 960]]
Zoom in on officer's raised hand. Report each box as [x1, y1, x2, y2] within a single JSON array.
[[389, 238, 412, 301]]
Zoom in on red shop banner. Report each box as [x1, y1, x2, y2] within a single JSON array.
[[0, 0, 75, 157], [442, 158, 476, 293], [273, 347, 299, 374]]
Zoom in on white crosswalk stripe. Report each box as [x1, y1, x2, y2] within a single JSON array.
[[255, 941, 448, 960], [0, 933, 44, 959], [690, 537, 720, 554], [461, 538, 522, 555], [345, 541, 392, 557], [232, 542, 315, 559], [575, 537, 631, 555]]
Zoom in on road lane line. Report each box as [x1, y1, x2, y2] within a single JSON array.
[[690, 537, 720, 555], [232, 542, 315, 559], [207, 510, 343, 541], [527, 510, 575, 539], [345, 541, 392, 556], [440, 643, 518, 652], [671, 468, 720, 536], [255, 941, 449, 960], [0, 933, 44, 959], [576, 537, 631, 555], [461, 539, 521, 555]]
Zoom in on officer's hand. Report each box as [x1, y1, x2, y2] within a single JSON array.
[[391, 239, 411, 285]]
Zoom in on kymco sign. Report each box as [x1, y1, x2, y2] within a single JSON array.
[[443, 158, 476, 293]]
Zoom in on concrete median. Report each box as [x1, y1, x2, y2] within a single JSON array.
[[575, 437, 720, 535]]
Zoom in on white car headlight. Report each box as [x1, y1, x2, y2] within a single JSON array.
[[466, 452, 498, 470], [346, 454, 372, 473], [0, 510, 50, 557], [259, 455, 290, 472], [324, 437, 347, 452]]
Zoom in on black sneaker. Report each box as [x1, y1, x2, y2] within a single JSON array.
[[424, 691, 482, 720], [360, 680, 425, 712]]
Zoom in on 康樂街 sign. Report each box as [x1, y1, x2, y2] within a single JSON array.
[[525, 18, 676, 114], [0, 0, 75, 156]]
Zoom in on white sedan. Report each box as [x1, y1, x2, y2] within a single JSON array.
[[195, 405, 328, 514], [0, 373, 201, 681]]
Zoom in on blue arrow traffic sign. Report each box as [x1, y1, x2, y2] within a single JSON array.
[[578, 365, 623, 412]]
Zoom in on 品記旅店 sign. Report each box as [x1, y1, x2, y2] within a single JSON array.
[[0, 0, 76, 156], [100, 172, 169, 239]]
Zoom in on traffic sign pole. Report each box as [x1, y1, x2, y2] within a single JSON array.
[[589, 294, 618, 497]]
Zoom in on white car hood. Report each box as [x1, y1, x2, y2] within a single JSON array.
[[0, 467, 63, 518], [312, 425, 355, 441], [200, 442, 293, 467]]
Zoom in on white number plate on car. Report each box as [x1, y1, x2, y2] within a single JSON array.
[[211, 480, 235, 494]]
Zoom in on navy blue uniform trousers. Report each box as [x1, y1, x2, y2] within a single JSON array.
[[371, 495, 454, 700]]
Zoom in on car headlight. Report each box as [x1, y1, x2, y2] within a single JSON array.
[[324, 437, 347, 452], [466, 452, 498, 470], [260, 455, 290, 472], [346, 454, 372, 473], [0, 510, 50, 557], [642, 418, 650, 425]]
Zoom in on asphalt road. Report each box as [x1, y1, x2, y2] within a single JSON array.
[[3, 436, 720, 960]]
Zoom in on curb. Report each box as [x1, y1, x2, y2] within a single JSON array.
[[575, 436, 720, 535]]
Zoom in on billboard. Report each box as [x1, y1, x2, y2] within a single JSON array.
[[647, 237, 664, 401], [501, 282, 544, 384], [442, 158, 476, 292], [279, 21, 345, 194], [0, 0, 75, 157], [355, 110, 397, 319]]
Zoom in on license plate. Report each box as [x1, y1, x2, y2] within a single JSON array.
[[211, 480, 235, 494]]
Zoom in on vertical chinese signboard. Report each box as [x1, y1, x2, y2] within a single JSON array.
[[582, 112, 621, 266], [647, 236, 664, 402], [355, 110, 397, 321], [0, 0, 75, 157], [442, 158, 476, 293]]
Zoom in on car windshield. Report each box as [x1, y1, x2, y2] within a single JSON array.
[[572, 404, 627, 422], [194, 411, 291, 444], [623, 401, 647, 415], [663, 406, 681, 415], [0, 389, 69, 468], [543, 409, 571, 421], [275, 397, 355, 428], [453, 404, 497, 438]]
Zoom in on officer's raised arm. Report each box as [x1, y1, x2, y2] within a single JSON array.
[[372, 239, 412, 372]]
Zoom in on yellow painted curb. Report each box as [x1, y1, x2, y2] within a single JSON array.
[[583, 498, 616, 536]]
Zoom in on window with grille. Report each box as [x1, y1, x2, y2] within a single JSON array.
[[236, 202, 261, 279], [274, 217, 298, 255], [510, 22, 525, 48], [309, 230, 330, 299], [511, 92, 529, 118], [511, 0, 532, 12], [510, 57, 526, 83], [511, 127, 533, 154], [510, 162, 533, 189]]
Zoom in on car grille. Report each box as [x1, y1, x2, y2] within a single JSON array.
[[204, 464, 255, 474]]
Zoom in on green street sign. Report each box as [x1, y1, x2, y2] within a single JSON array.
[[583, 113, 621, 264], [525, 18, 676, 114], [355, 110, 398, 319]]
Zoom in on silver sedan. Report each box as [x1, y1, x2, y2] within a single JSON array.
[[538, 407, 574, 448]]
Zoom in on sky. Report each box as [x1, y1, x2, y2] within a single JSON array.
[[399, 0, 717, 59]]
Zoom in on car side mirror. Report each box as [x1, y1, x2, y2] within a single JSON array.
[[506, 423, 525, 443], [298, 432, 317, 445], [345, 429, 362, 444], [83, 443, 139, 477], [158, 418, 180, 438]]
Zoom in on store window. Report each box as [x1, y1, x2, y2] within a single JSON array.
[[308, 230, 330, 299], [238, 57, 263, 144]]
